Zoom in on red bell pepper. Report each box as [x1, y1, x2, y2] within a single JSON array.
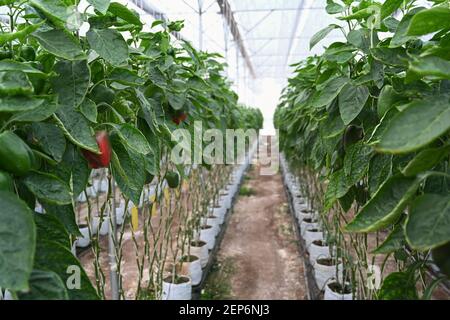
[[81, 131, 112, 169]]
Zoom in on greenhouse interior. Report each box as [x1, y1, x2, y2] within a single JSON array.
[[0, 0, 449, 303]]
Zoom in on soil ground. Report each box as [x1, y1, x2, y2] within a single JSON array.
[[207, 165, 307, 300]]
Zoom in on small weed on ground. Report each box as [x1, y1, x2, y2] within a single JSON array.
[[239, 185, 255, 196], [201, 257, 235, 300]]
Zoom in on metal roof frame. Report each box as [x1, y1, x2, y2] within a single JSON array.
[[216, 0, 256, 78]]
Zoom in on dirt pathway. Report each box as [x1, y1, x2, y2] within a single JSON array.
[[211, 165, 307, 300]]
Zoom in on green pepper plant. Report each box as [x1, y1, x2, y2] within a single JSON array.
[[0, 0, 262, 300], [275, 0, 450, 299]]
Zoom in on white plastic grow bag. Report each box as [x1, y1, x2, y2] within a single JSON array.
[[300, 219, 319, 237], [201, 216, 220, 236], [76, 225, 91, 248], [200, 225, 216, 250], [181, 256, 202, 286], [190, 241, 209, 268], [162, 277, 192, 300], [324, 281, 353, 300], [304, 228, 324, 249], [308, 241, 331, 265], [313, 260, 343, 290]]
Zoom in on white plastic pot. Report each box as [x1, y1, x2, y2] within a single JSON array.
[[162, 276, 192, 300], [77, 192, 87, 203], [201, 216, 220, 236], [308, 240, 331, 265], [115, 205, 127, 225], [300, 218, 319, 237], [324, 281, 353, 300], [304, 227, 323, 249], [212, 205, 226, 223], [2, 290, 13, 300], [220, 192, 231, 209], [180, 255, 202, 286], [35, 203, 45, 214], [96, 179, 108, 193], [200, 225, 216, 250], [296, 208, 314, 222], [190, 241, 209, 268], [313, 258, 343, 290], [86, 186, 97, 198], [76, 224, 91, 248], [92, 216, 109, 236]]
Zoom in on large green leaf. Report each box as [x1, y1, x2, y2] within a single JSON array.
[[338, 83, 369, 125], [324, 169, 351, 210], [78, 98, 97, 123], [34, 212, 71, 249], [87, 28, 129, 66], [376, 85, 405, 118], [311, 77, 349, 108], [370, 47, 408, 67], [0, 60, 46, 76], [345, 175, 420, 232], [310, 24, 340, 49], [111, 138, 146, 205], [390, 8, 423, 48], [368, 153, 392, 196], [339, 5, 381, 21], [18, 269, 68, 300], [31, 122, 66, 162], [107, 2, 142, 26], [87, 0, 110, 14], [33, 30, 85, 61], [108, 68, 145, 86], [41, 202, 80, 237], [0, 21, 44, 46], [112, 123, 152, 155], [34, 240, 99, 300], [343, 142, 373, 186], [373, 222, 406, 254], [0, 96, 45, 113], [52, 144, 90, 197], [402, 145, 450, 177], [0, 70, 33, 95], [409, 56, 450, 79], [378, 271, 418, 300], [52, 60, 91, 109], [29, 0, 76, 28], [381, 0, 408, 19], [407, 6, 450, 36], [23, 172, 72, 205], [0, 191, 35, 291], [8, 96, 59, 123], [377, 95, 450, 153], [54, 105, 98, 153], [405, 194, 450, 251]]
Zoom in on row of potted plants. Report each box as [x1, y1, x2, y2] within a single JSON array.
[[281, 155, 353, 300], [275, 0, 450, 300], [161, 146, 256, 300], [0, 0, 264, 299]]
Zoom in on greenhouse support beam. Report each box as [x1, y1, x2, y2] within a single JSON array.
[[198, 0, 204, 50], [283, 0, 307, 70], [216, 0, 256, 78]]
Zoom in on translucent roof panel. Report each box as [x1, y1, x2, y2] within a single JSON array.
[[229, 0, 346, 80]]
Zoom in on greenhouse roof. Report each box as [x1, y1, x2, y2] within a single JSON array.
[[130, 0, 347, 82]]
